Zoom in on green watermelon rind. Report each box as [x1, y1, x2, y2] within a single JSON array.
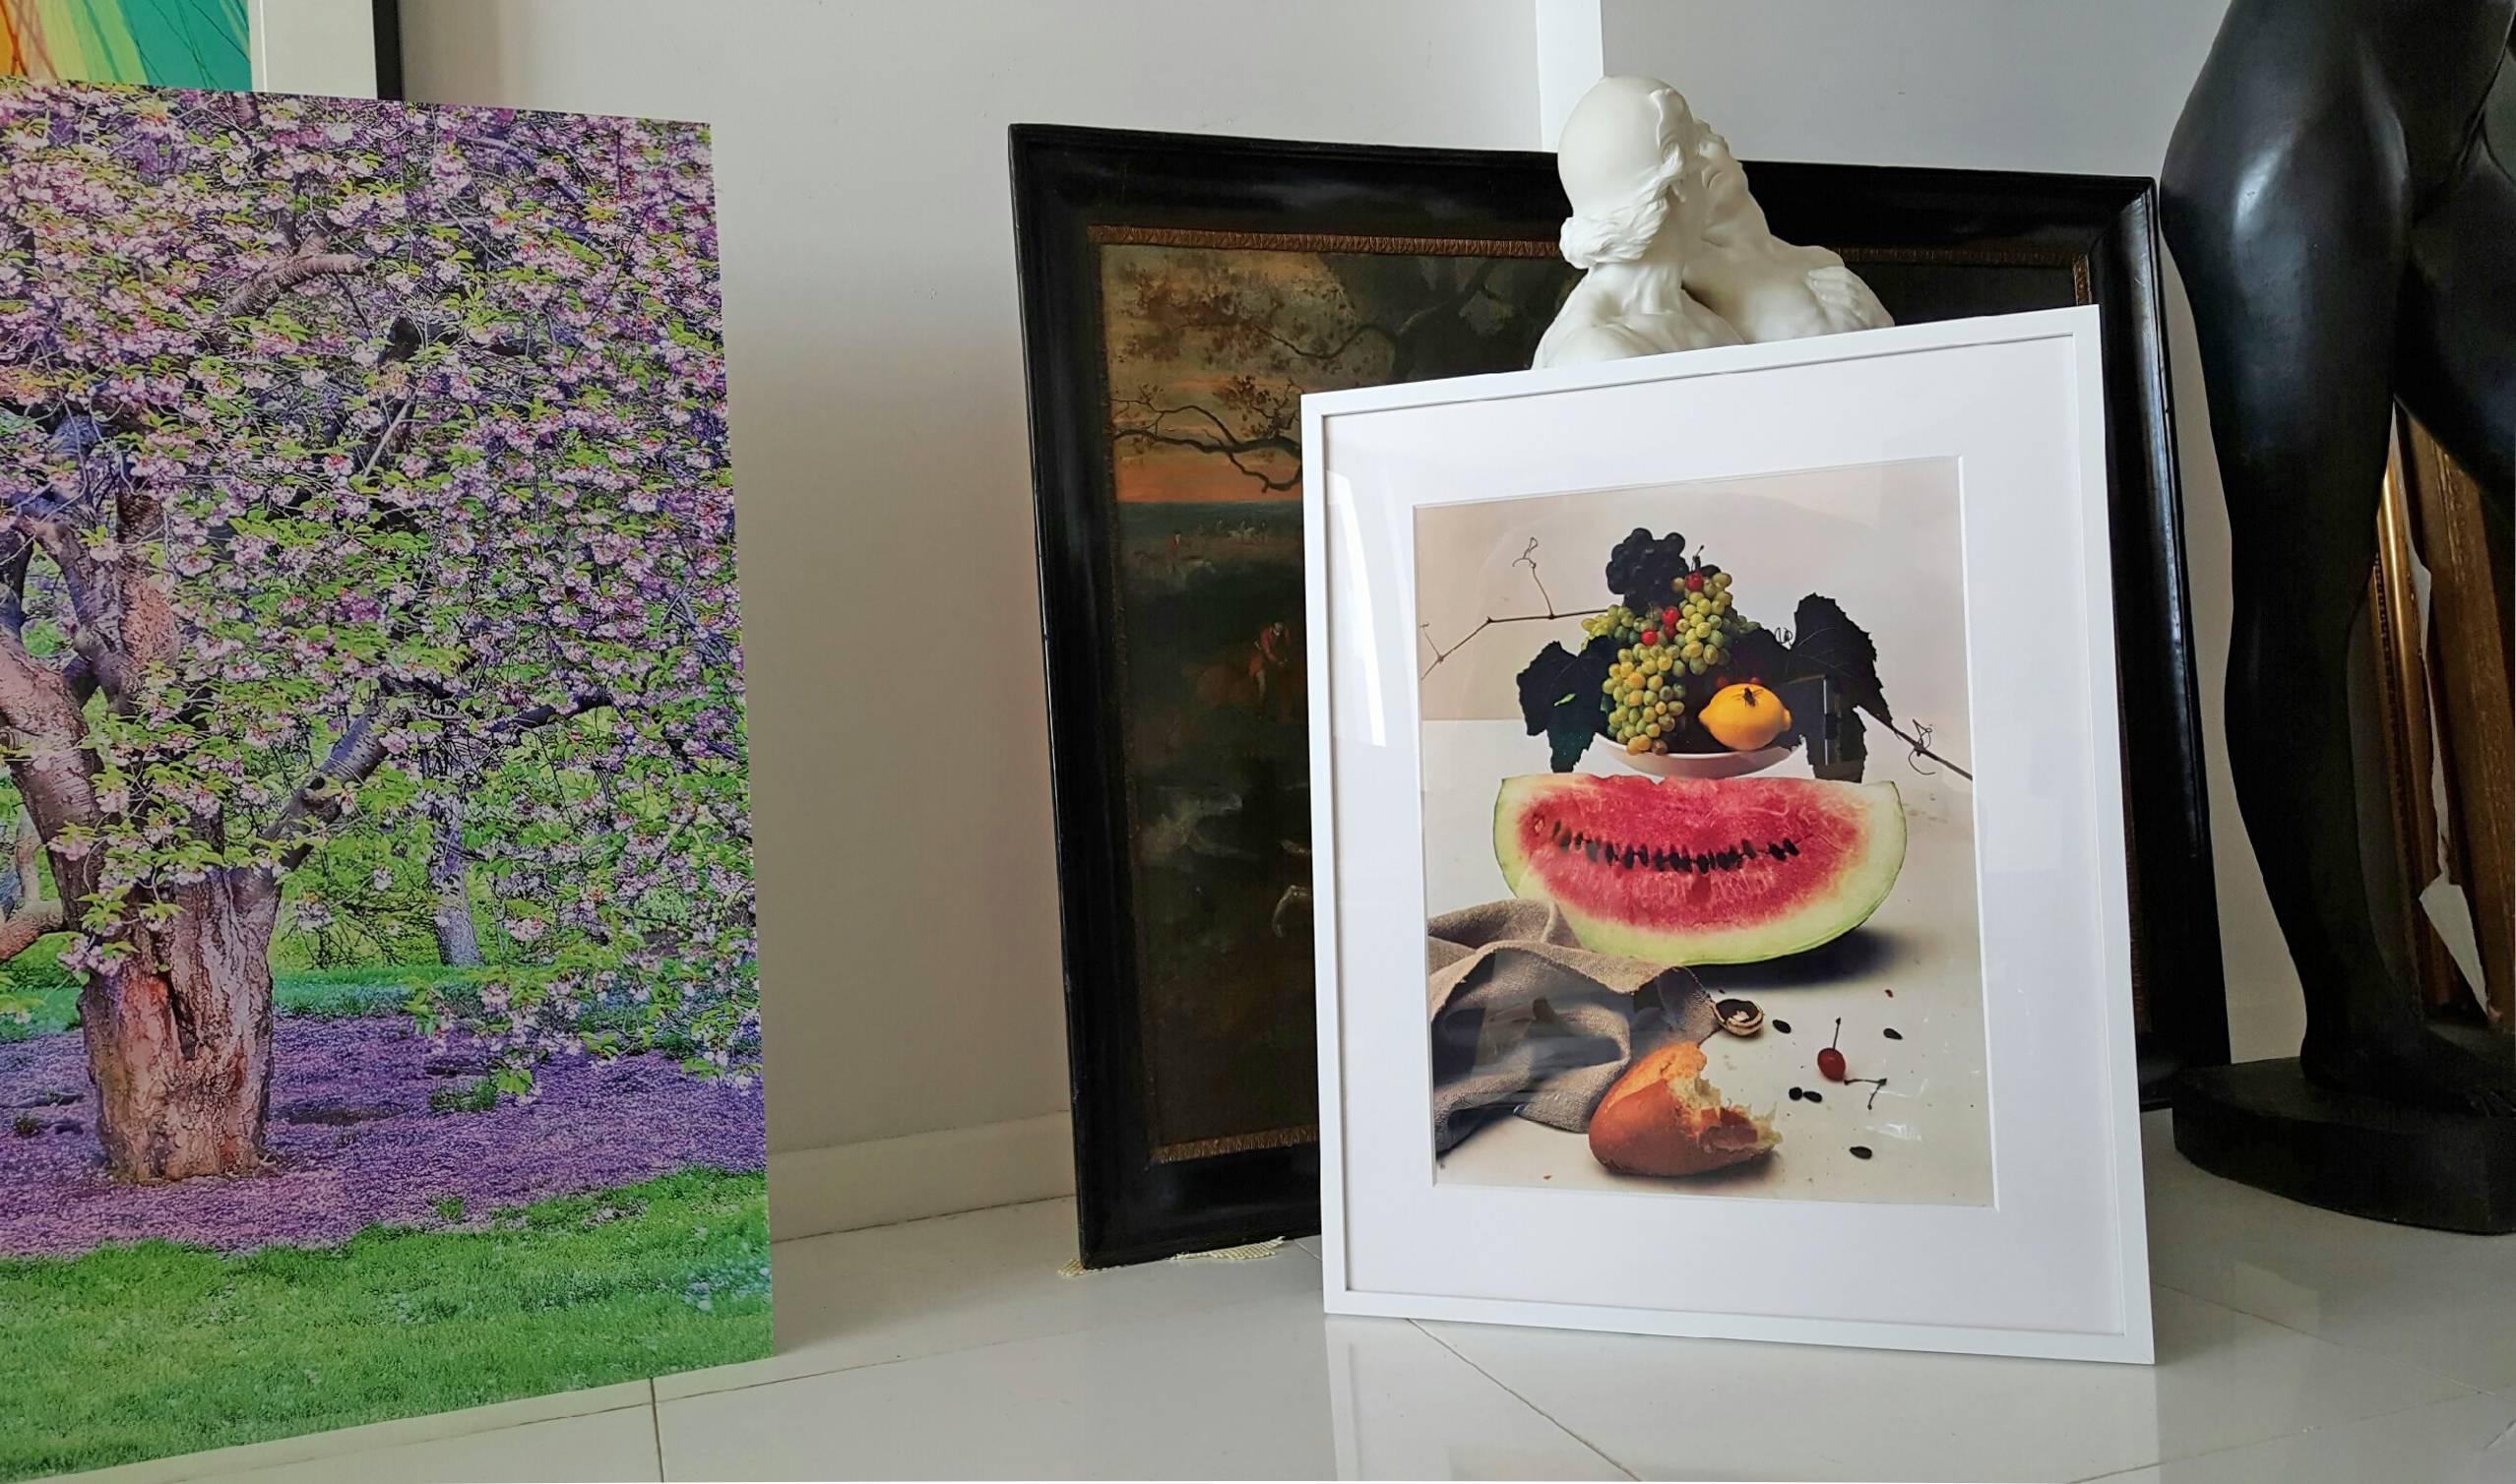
[[1490, 775, 1908, 965]]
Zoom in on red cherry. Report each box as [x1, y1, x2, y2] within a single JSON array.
[[1640, 630, 1660, 646], [1662, 606, 1679, 627], [1818, 1019, 1848, 1081], [1685, 572, 1705, 592]]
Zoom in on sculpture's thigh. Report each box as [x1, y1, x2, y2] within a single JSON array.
[[2163, 134, 2407, 588], [2400, 131, 2516, 504]]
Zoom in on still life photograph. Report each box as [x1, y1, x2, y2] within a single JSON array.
[[1305, 308, 2150, 1361], [1415, 464, 1988, 1206]]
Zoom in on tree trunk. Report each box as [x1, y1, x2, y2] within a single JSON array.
[[78, 871, 281, 1181], [429, 798, 480, 968]]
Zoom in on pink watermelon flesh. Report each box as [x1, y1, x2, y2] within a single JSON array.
[[1491, 773, 1907, 964]]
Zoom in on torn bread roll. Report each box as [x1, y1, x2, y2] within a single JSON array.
[[1587, 1039, 1780, 1176]]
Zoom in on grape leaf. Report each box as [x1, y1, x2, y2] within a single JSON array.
[[1785, 593, 1891, 724], [1514, 634, 1615, 773], [1724, 626, 1793, 689]]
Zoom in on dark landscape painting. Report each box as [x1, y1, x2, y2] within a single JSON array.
[[1096, 233, 1574, 1159]]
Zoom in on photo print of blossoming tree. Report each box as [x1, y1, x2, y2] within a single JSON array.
[[0, 81, 763, 1478]]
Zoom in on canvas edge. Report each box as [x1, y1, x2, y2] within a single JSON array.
[[1302, 392, 1354, 1310], [2067, 304, 2159, 1365], [1331, 1286, 2156, 1365], [1305, 308, 2156, 1363]]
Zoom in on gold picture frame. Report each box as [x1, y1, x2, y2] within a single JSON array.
[[2369, 411, 2511, 1026]]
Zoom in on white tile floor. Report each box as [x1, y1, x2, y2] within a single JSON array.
[[51, 1113, 2516, 1483]]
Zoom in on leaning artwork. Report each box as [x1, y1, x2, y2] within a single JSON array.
[[0, 81, 763, 1478], [1417, 465, 1987, 1204]]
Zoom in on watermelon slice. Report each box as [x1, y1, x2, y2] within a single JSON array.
[[1492, 773, 1907, 964]]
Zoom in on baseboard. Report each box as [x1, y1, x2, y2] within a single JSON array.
[[767, 1111, 1075, 1241]]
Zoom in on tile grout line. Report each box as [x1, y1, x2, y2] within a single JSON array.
[[2061, 1386, 2507, 1483], [767, 1192, 1078, 1250], [648, 1378, 664, 1482], [653, 1281, 1313, 1406], [2149, 1276, 2495, 1401], [1407, 1320, 1640, 1482], [103, 1391, 661, 1484]]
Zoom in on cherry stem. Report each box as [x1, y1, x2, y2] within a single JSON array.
[[1829, 1018, 1842, 1050]]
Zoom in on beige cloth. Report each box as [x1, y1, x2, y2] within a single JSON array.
[[1429, 899, 1718, 1153]]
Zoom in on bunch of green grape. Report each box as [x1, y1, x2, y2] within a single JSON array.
[[1589, 603, 1688, 755], [1664, 566, 1755, 676], [1585, 570, 1770, 756]]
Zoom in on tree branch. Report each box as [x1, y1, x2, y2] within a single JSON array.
[[19, 517, 155, 711], [0, 540, 29, 641], [211, 247, 370, 328], [0, 625, 101, 918], [0, 623, 83, 751], [1110, 396, 1300, 492], [0, 896, 63, 964], [350, 394, 416, 483], [486, 689, 614, 738], [1253, 318, 1393, 367], [266, 712, 395, 871]]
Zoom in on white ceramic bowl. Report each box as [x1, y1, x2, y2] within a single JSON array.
[[1592, 737, 1793, 780]]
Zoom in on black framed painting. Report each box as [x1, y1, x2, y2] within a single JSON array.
[[373, 0, 406, 99], [1011, 126, 1580, 1267], [1011, 125, 2224, 1267]]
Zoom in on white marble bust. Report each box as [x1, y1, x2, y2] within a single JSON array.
[[1535, 77, 1891, 370]]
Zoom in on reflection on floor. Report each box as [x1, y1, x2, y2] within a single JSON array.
[[53, 1113, 2516, 1483]]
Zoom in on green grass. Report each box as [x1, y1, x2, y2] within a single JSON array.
[[0, 946, 492, 1041], [0, 1167, 770, 1481]]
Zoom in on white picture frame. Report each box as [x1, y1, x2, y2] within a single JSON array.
[[1301, 306, 2152, 1363]]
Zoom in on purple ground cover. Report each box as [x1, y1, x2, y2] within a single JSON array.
[[0, 1017, 765, 1258]]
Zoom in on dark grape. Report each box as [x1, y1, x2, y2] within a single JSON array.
[[1603, 528, 1691, 607]]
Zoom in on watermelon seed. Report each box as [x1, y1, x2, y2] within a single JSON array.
[[1773, 1020, 1792, 1034], [1801, 1088, 1823, 1102], [1850, 1145, 1873, 1159], [1788, 1086, 1804, 1101], [1882, 1027, 1902, 1040]]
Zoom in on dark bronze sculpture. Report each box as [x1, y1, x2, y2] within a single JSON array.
[[2164, 0, 2514, 1227]]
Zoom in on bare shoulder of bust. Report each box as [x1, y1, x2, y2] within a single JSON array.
[[1771, 238, 1849, 273], [1535, 319, 1656, 369]]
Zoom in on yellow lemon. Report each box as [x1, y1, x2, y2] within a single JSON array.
[[1698, 682, 1792, 751]]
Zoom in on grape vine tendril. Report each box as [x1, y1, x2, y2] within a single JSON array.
[[1417, 540, 1607, 678]]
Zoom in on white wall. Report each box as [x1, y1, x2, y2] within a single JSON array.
[[394, 0, 2304, 1241], [1592, 0, 2306, 1062], [398, 0, 1547, 1235]]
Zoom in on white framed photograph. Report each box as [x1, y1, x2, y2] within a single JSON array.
[[1302, 307, 2152, 1362]]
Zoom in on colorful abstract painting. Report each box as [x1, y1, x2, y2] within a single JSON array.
[[0, 81, 762, 1478], [3, 0, 249, 90]]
